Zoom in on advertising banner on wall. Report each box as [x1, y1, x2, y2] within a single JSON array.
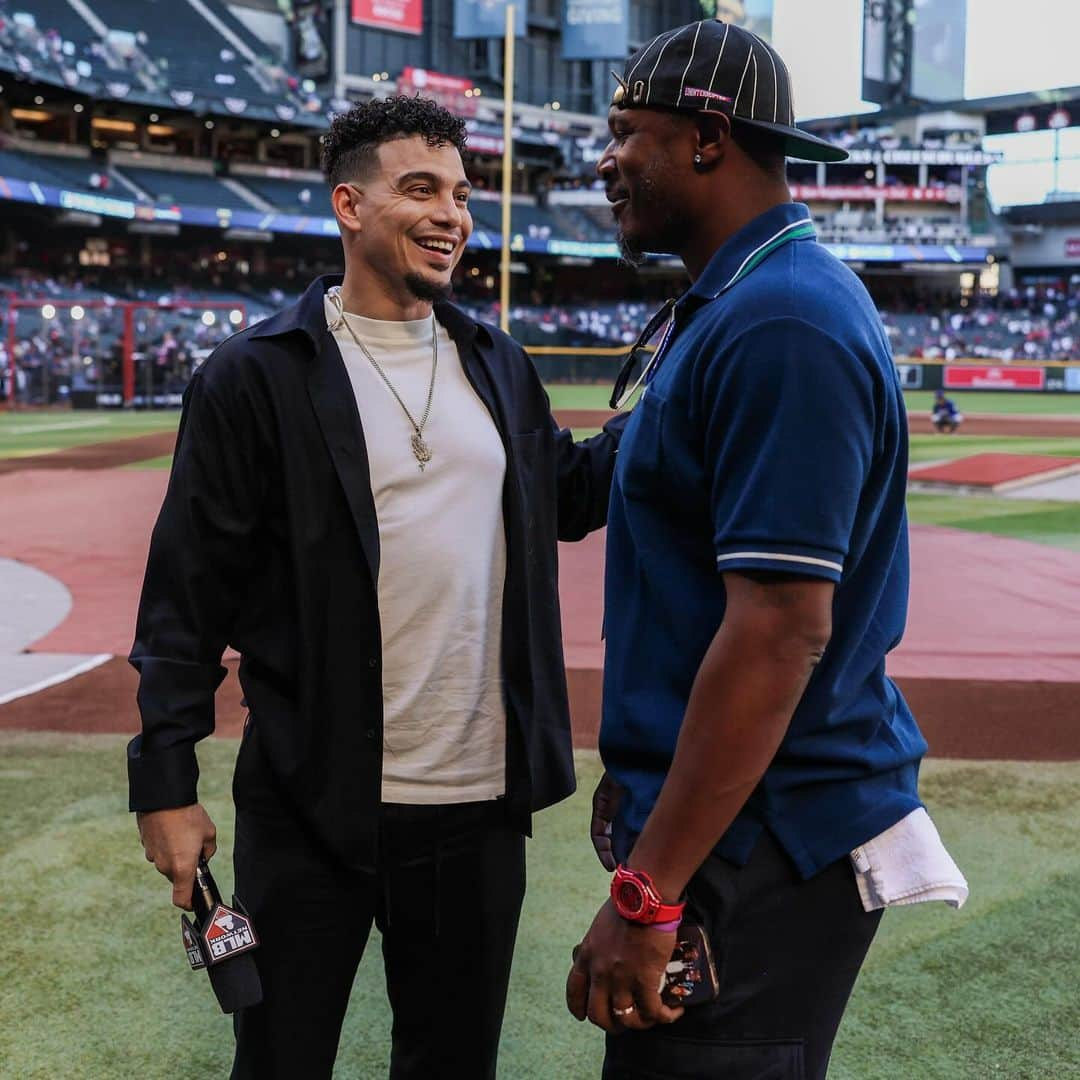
[[397, 67, 478, 116], [454, 0, 526, 38], [894, 364, 924, 389], [944, 366, 1045, 390], [290, 1, 331, 79], [562, 0, 628, 60], [910, 0, 966, 102], [352, 0, 423, 35]]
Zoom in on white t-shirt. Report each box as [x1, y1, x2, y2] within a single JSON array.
[[326, 294, 507, 804]]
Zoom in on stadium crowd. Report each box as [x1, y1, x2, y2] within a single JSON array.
[[880, 285, 1080, 361], [3, 273, 1078, 403]]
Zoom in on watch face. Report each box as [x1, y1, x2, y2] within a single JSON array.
[[616, 879, 644, 916]]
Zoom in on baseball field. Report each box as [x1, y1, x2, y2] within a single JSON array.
[[1, 390, 1078, 1078]]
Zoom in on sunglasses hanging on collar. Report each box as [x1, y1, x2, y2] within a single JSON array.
[[609, 298, 678, 410]]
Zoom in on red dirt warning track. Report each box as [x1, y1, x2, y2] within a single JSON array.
[[0, 430, 177, 474]]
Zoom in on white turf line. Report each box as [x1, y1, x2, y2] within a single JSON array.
[[3, 419, 102, 435], [0, 653, 112, 706]]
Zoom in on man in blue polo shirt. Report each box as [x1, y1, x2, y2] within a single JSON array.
[[566, 20, 966, 1079]]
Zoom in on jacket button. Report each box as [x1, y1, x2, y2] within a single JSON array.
[[368, 656, 378, 668]]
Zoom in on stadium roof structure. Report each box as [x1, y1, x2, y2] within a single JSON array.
[[803, 85, 1080, 133]]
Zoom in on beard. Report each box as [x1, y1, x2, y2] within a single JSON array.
[[404, 272, 453, 303], [616, 166, 688, 268], [616, 229, 647, 268]]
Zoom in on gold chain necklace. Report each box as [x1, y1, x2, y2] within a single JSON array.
[[331, 293, 438, 472]]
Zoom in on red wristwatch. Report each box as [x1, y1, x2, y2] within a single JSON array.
[[610, 865, 685, 925]]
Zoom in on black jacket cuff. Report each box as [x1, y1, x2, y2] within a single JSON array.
[[127, 736, 199, 812]]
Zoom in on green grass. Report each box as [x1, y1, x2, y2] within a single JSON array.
[[547, 385, 617, 411], [0, 733, 1076, 1079], [907, 493, 1080, 550], [546, 386, 1080, 417], [905, 390, 1080, 415], [909, 434, 1080, 463], [122, 454, 175, 471], [0, 411, 178, 459]]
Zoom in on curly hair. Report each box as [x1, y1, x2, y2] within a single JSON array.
[[321, 96, 469, 189]]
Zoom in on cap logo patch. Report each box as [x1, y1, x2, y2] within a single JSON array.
[[684, 87, 733, 104], [632, 81, 645, 103]]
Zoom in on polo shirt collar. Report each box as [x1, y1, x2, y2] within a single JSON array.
[[687, 202, 817, 303], [250, 273, 487, 352]]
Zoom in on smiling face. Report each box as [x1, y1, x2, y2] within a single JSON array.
[[335, 135, 473, 305], [597, 107, 698, 263]]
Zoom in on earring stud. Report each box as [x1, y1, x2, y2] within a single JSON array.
[[694, 154, 703, 165]]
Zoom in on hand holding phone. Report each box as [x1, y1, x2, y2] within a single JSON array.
[[659, 922, 719, 1008]]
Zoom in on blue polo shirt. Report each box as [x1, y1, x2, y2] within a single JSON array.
[[599, 202, 927, 879]]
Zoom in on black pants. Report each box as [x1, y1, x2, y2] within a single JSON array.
[[230, 797, 526, 1079], [603, 832, 882, 1080]]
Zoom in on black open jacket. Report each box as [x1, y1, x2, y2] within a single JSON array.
[[126, 275, 624, 870]]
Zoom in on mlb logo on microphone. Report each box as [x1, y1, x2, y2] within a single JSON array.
[[201, 904, 258, 963]]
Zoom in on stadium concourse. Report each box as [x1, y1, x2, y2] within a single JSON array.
[[0, 429, 1077, 763]]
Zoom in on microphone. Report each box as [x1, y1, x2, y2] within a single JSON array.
[[181, 857, 263, 1013]]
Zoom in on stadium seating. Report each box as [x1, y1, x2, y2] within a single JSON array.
[[88, 0, 276, 104], [468, 198, 561, 240], [0, 147, 108, 193], [238, 175, 334, 217], [0, 0, 126, 90], [114, 163, 253, 210]]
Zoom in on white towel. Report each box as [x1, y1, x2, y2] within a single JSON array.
[[850, 807, 969, 912]]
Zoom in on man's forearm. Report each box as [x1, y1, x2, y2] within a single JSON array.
[[554, 412, 627, 540], [627, 589, 829, 901]]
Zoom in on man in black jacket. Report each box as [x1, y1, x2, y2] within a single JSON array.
[[128, 96, 623, 1078]]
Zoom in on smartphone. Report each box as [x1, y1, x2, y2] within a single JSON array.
[[660, 922, 719, 1008]]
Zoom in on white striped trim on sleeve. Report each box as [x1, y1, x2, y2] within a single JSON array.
[[716, 551, 843, 574]]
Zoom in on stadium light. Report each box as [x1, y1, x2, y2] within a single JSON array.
[[381, 72, 389, 80], [551, 102, 561, 111], [149, 113, 160, 123], [205, 120, 215, 130], [70, 305, 85, 321], [201, 311, 216, 326], [372, 74, 382, 82], [33, 95, 44, 106], [229, 309, 244, 326], [92, 118, 136, 132], [270, 128, 281, 138], [73, 103, 84, 114], [41, 304, 56, 320]]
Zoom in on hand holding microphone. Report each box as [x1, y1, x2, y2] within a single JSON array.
[[138, 804, 262, 1012]]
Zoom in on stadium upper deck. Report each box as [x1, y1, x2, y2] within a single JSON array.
[[1, 3, 1078, 295]]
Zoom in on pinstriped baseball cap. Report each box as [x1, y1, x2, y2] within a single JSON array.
[[612, 20, 848, 163]]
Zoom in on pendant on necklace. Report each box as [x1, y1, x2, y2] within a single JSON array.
[[411, 433, 433, 471]]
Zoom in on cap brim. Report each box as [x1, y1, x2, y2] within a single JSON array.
[[734, 117, 849, 163]]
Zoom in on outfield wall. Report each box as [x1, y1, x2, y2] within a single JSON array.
[[62, 355, 1080, 408]]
